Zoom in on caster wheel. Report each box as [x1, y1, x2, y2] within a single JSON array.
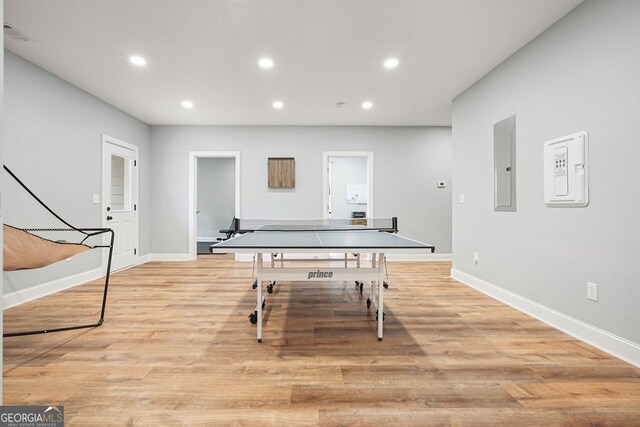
[[355, 281, 360, 286], [249, 312, 257, 324], [359, 283, 364, 294], [267, 284, 273, 294], [378, 338, 383, 341], [257, 339, 263, 343], [383, 281, 389, 289]]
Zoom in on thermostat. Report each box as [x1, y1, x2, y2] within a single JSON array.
[[543, 131, 588, 207]]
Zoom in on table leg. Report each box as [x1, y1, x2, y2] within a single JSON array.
[[257, 253, 263, 343]]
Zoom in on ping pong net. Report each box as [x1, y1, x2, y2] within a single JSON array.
[[233, 217, 398, 233]]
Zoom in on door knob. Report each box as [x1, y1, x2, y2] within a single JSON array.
[[106, 216, 113, 221]]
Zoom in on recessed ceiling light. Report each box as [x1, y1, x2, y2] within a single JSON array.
[[182, 100, 194, 109], [259, 57, 274, 69], [129, 55, 146, 67], [384, 58, 399, 69], [361, 101, 373, 110], [272, 100, 284, 109]]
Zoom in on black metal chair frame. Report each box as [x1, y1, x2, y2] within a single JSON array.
[[3, 165, 115, 338], [218, 217, 238, 241]]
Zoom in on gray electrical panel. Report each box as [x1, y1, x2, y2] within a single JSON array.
[[494, 115, 516, 212]]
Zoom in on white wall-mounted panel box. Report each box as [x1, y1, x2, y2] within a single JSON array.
[[544, 131, 588, 207]]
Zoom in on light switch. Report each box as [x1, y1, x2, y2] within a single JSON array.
[[437, 181, 446, 188], [459, 194, 465, 204], [587, 282, 598, 302]]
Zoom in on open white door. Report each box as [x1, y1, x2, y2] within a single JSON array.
[[103, 136, 138, 271]]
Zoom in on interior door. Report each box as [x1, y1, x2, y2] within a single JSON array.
[[104, 142, 136, 271]]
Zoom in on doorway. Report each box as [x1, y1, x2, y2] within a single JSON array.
[[322, 152, 373, 260], [196, 158, 236, 254], [188, 151, 240, 260], [322, 152, 373, 219], [102, 135, 139, 272]]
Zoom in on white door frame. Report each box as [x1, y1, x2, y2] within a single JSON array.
[[188, 151, 241, 261], [322, 151, 374, 219], [102, 134, 139, 271]]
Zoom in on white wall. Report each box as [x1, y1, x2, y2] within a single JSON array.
[[452, 0, 640, 347], [197, 157, 235, 240], [151, 126, 452, 255], [329, 156, 368, 219], [3, 51, 151, 296]]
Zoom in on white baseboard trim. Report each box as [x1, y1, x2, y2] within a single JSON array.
[[197, 236, 221, 242], [450, 268, 640, 368], [149, 253, 191, 262], [3, 267, 104, 309], [386, 253, 451, 261], [136, 254, 151, 265]]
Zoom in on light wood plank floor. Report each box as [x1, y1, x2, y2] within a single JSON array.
[[4, 256, 640, 426]]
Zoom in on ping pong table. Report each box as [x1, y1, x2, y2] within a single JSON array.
[[211, 218, 435, 343]]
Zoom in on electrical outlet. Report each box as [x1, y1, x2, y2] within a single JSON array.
[[473, 252, 479, 264], [587, 282, 598, 302], [459, 193, 465, 204], [92, 194, 100, 204]]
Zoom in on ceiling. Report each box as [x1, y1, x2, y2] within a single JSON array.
[[4, 0, 582, 126]]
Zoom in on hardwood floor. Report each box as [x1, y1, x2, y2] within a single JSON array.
[[4, 256, 640, 426]]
